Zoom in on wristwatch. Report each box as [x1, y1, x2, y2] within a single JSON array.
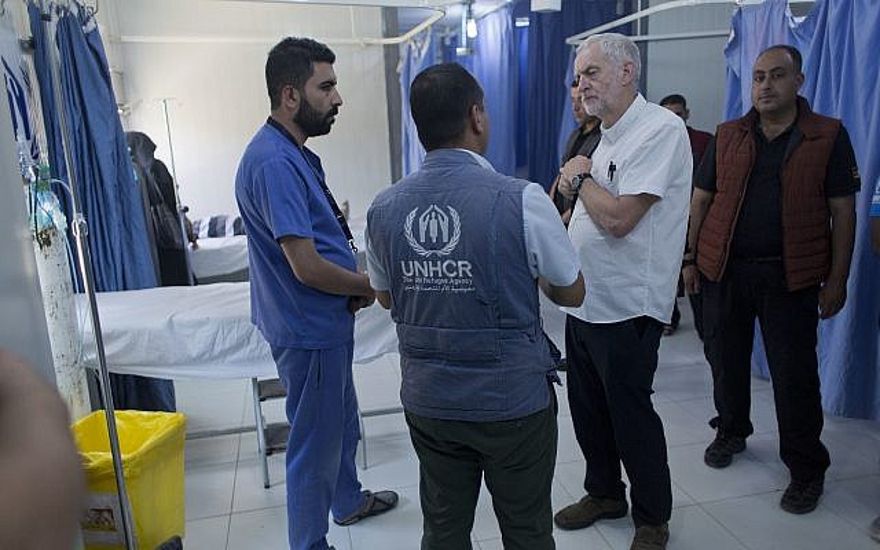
[[570, 173, 591, 194]]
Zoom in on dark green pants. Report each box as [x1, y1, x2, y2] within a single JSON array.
[[405, 404, 557, 550]]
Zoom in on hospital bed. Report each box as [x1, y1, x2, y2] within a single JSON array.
[[188, 214, 367, 284], [78, 282, 400, 487], [189, 235, 250, 284]]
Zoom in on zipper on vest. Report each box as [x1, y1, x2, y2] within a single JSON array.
[[718, 159, 755, 278], [778, 129, 807, 290], [778, 164, 789, 289]]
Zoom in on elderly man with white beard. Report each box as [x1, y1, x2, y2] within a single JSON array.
[[552, 33, 692, 550]]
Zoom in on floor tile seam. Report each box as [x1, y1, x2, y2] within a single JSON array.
[[229, 433, 245, 517], [694, 501, 754, 550]]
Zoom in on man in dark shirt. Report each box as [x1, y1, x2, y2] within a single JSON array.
[[659, 94, 714, 337], [684, 45, 859, 516], [660, 94, 712, 171], [549, 78, 601, 226]]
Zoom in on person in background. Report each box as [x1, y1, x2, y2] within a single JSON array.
[[553, 33, 692, 550], [659, 93, 713, 337], [0, 350, 85, 550], [549, 78, 602, 227], [685, 45, 859, 515], [126, 131, 190, 287], [366, 62, 584, 550], [235, 37, 397, 550]]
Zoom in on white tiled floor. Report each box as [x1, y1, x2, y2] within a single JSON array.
[[176, 305, 880, 549]]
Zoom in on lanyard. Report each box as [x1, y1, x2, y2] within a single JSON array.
[[266, 117, 358, 253]]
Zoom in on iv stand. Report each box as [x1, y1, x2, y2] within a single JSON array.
[[160, 98, 194, 286], [42, 5, 136, 549]]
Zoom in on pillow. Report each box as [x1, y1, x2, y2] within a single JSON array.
[[192, 215, 245, 238]]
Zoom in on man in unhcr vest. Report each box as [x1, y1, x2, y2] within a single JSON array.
[[365, 63, 585, 549], [235, 38, 398, 550], [553, 33, 692, 550], [684, 45, 860, 515]]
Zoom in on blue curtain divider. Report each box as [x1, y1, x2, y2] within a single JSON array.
[[399, 29, 437, 177], [514, 18, 529, 174], [29, 2, 73, 246], [467, 4, 518, 176], [556, 48, 577, 165], [399, 4, 519, 176], [54, 7, 157, 292], [723, 0, 880, 420]]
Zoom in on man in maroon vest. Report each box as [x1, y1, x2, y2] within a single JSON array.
[[683, 45, 859, 515]]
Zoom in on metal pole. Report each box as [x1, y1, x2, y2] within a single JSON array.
[[160, 98, 194, 286], [42, 6, 136, 549]]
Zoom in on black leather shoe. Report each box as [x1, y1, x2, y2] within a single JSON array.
[[780, 478, 823, 514], [704, 433, 746, 468], [554, 495, 628, 530], [631, 523, 669, 549]]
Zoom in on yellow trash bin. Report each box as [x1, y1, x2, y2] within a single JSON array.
[[73, 410, 186, 550]]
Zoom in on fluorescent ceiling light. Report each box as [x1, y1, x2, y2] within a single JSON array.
[[466, 18, 477, 38]]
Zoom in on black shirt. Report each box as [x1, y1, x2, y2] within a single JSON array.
[[553, 123, 602, 216], [695, 124, 860, 259]]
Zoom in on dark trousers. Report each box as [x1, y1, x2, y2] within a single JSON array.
[[669, 292, 704, 340], [689, 292, 704, 340], [406, 403, 557, 550], [565, 315, 672, 527], [702, 260, 830, 481]]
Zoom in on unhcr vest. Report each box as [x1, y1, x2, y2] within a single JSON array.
[[367, 149, 554, 422]]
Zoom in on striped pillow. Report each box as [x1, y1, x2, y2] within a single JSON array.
[[193, 215, 245, 238]]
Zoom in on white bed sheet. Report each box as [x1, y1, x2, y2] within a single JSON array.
[[78, 283, 399, 380], [190, 235, 250, 279]]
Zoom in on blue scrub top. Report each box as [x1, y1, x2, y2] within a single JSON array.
[[235, 122, 356, 349]]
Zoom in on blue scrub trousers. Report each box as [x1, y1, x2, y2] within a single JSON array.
[[271, 343, 365, 550]]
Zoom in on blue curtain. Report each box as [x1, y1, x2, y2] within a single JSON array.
[[467, 5, 518, 175], [399, 6, 518, 176], [723, 0, 880, 420], [723, 0, 815, 119], [527, 0, 623, 190], [514, 21, 530, 174], [29, 2, 174, 412], [556, 49, 577, 164], [55, 9, 158, 292], [29, 2, 71, 224], [399, 29, 437, 176]]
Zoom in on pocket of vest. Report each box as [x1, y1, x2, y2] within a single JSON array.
[[397, 324, 501, 362]]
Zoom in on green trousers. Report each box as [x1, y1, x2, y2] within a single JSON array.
[[406, 402, 558, 550]]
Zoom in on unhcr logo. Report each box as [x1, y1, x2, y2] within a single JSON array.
[[400, 204, 474, 291], [404, 204, 461, 257]]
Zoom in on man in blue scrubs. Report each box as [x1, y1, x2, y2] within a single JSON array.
[[235, 37, 398, 550]]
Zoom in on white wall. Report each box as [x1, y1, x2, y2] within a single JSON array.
[[103, 0, 392, 220], [644, 0, 733, 134]]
